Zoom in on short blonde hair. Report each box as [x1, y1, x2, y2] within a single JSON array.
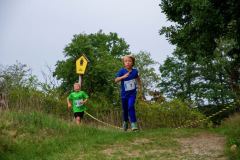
[[122, 55, 135, 66]]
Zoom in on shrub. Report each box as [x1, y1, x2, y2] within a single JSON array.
[[136, 99, 207, 129], [84, 98, 208, 129], [219, 113, 240, 160]]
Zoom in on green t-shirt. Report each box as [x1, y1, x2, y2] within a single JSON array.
[[68, 91, 89, 113]]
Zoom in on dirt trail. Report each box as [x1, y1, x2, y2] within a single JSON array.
[[177, 132, 226, 160], [101, 132, 226, 159]]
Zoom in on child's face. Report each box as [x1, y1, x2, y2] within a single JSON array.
[[123, 57, 133, 69], [74, 83, 81, 91]]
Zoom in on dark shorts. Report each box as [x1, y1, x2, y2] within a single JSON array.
[[74, 112, 84, 118]]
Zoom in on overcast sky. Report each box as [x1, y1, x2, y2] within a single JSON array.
[[0, 0, 174, 81]]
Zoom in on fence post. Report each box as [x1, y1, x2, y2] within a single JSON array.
[[0, 92, 8, 110]]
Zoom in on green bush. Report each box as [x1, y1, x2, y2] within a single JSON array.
[[5, 86, 208, 130], [218, 113, 240, 160], [85, 94, 122, 127], [136, 99, 207, 129], [7, 87, 68, 119], [84, 98, 208, 129], [198, 104, 236, 125]]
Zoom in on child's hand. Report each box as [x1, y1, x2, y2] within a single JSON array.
[[80, 99, 88, 105], [115, 71, 131, 83], [122, 71, 130, 79], [80, 101, 85, 104]]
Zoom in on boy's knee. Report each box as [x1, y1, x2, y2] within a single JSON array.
[[128, 105, 135, 111]]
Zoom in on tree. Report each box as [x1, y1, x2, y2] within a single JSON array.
[[53, 31, 130, 100], [0, 62, 38, 93], [159, 0, 240, 104], [159, 51, 197, 101], [134, 51, 160, 100], [159, 46, 235, 105]]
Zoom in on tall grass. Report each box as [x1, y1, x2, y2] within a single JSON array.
[[216, 113, 240, 160], [0, 110, 125, 160], [5, 88, 208, 129], [136, 99, 208, 129], [7, 88, 67, 117], [86, 98, 208, 129], [0, 110, 206, 160]]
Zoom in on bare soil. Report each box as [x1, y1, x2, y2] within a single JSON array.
[[101, 132, 226, 159], [177, 132, 226, 160]]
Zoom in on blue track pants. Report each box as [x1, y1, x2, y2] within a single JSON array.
[[121, 94, 137, 123]]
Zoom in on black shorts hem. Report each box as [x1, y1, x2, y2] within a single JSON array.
[[74, 112, 84, 118]]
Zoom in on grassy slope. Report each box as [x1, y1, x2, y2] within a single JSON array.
[[0, 111, 238, 160]]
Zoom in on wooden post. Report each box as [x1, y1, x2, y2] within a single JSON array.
[[0, 93, 8, 109], [79, 75, 82, 87]]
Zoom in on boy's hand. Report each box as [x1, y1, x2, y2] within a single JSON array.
[[80, 101, 85, 104], [80, 99, 88, 104], [115, 71, 131, 83], [122, 71, 130, 79]]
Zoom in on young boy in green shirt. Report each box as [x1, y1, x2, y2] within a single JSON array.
[[67, 83, 89, 124]]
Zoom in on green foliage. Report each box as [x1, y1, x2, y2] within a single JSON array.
[[86, 97, 122, 127], [0, 63, 67, 116], [53, 30, 129, 100], [198, 104, 236, 125], [159, 46, 237, 122], [160, 0, 238, 58], [0, 62, 208, 130], [0, 110, 140, 160], [0, 111, 99, 159], [136, 99, 207, 129], [159, 53, 194, 101], [0, 62, 39, 93], [1, 110, 225, 159], [134, 51, 160, 99], [7, 86, 67, 116], [159, 0, 240, 101], [159, 47, 236, 105], [217, 113, 240, 159], [65, 98, 207, 130]]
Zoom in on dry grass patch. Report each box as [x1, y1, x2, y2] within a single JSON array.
[[101, 132, 227, 160], [101, 137, 177, 159], [177, 132, 226, 160]]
